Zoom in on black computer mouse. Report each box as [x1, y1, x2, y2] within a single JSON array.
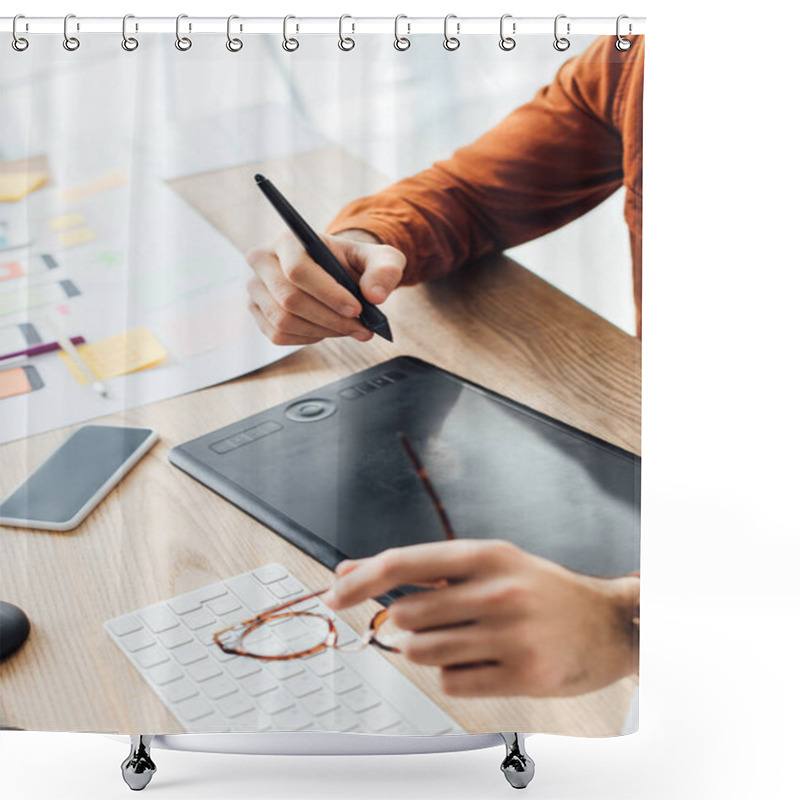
[[0, 601, 31, 661]]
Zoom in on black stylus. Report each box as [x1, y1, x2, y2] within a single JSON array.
[[254, 174, 393, 342]]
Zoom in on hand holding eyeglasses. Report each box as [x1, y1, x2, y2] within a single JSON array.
[[322, 540, 640, 699]]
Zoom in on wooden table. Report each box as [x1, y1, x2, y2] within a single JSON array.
[[0, 147, 640, 736]]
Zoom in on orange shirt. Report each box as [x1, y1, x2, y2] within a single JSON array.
[[328, 35, 644, 338]]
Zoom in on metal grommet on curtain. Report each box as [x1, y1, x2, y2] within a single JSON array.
[[553, 14, 570, 51], [12, 14, 29, 51], [499, 14, 516, 51], [338, 15, 355, 51], [226, 15, 243, 52], [63, 14, 80, 51], [121, 14, 139, 51], [443, 14, 460, 51], [615, 14, 632, 51], [175, 14, 192, 51], [394, 15, 411, 51], [282, 16, 299, 52]]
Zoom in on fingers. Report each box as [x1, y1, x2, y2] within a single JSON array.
[[274, 235, 364, 317], [402, 623, 498, 668], [388, 583, 489, 631], [439, 664, 508, 697], [246, 246, 373, 345], [329, 237, 405, 305], [323, 541, 488, 610]]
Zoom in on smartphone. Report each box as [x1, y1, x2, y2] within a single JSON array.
[[0, 425, 158, 531]]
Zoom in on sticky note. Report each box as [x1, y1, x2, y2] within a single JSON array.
[[60, 170, 126, 205], [59, 227, 96, 248], [0, 172, 48, 202], [60, 327, 167, 384], [49, 213, 85, 231], [0, 261, 24, 282], [0, 367, 32, 399]]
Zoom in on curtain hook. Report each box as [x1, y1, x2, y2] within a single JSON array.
[[499, 14, 516, 51], [63, 13, 80, 51], [338, 14, 355, 51], [12, 14, 29, 51], [122, 14, 139, 51], [553, 14, 570, 51], [616, 14, 632, 51], [443, 14, 460, 51], [282, 15, 299, 51], [175, 13, 192, 51], [394, 14, 411, 51], [226, 14, 243, 51]]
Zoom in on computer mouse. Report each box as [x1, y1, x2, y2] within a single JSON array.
[[0, 601, 30, 661]]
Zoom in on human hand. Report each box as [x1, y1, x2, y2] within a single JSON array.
[[245, 229, 405, 346], [322, 540, 639, 698]]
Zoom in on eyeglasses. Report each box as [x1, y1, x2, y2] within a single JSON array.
[[212, 432, 455, 661]]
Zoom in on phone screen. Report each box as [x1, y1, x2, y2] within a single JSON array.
[[0, 425, 154, 525]]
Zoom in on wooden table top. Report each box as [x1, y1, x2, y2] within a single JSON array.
[[0, 147, 640, 736]]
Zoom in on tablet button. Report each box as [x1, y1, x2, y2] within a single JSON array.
[[285, 398, 337, 422]]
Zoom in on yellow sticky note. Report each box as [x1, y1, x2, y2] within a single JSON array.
[[0, 172, 48, 202], [49, 213, 85, 231], [60, 328, 167, 384], [60, 170, 126, 205], [59, 227, 96, 247]]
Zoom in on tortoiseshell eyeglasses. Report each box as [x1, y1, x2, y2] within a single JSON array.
[[212, 432, 456, 661]]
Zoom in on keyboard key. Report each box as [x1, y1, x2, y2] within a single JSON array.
[[306, 691, 339, 716], [206, 594, 242, 616], [172, 641, 208, 666], [134, 645, 170, 670], [221, 693, 256, 719], [271, 704, 315, 731], [284, 672, 323, 698], [361, 704, 403, 732], [119, 628, 156, 653], [182, 606, 217, 631], [252, 564, 288, 585], [240, 671, 280, 697], [163, 678, 199, 704], [226, 575, 278, 612], [332, 667, 362, 694], [200, 675, 238, 701], [340, 684, 382, 713], [258, 688, 294, 714], [174, 695, 215, 722], [225, 657, 262, 680], [149, 661, 184, 686], [271, 577, 305, 599], [138, 605, 180, 633], [306, 652, 345, 678], [107, 615, 143, 637], [315, 706, 360, 732], [267, 660, 305, 680], [186, 658, 223, 683], [157, 625, 193, 649]]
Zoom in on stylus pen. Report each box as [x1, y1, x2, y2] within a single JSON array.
[[253, 174, 393, 343]]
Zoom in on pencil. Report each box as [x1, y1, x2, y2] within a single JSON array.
[[45, 315, 108, 397]]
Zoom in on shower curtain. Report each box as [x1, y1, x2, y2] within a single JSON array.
[[0, 18, 642, 741]]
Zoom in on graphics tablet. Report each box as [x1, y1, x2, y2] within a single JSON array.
[[169, 357, 640, 584]]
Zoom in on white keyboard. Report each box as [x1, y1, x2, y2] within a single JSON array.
[[105, 562, 464, 735]]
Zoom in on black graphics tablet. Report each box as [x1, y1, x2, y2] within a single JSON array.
[[169, 356, 640, 584]]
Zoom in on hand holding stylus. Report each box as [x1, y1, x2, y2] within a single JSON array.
[[247, 229, 405, 346], [322, 540, 640, 699]]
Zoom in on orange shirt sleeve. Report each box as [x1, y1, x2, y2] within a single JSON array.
[[327, 36, 629, 286]]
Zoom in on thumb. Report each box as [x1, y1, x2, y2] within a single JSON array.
[[356, 244, 406, 305]]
